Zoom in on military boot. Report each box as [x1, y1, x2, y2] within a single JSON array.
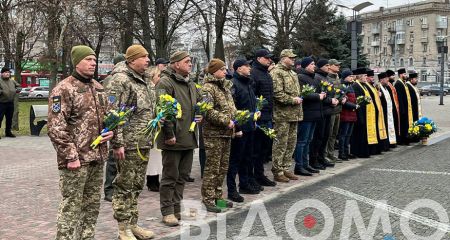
[[283, 171, 299, 180], [162, 214, 179, 227], [118, 223, 137, 240], [131, 225, 154, 239]]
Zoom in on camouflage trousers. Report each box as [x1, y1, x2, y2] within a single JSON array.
[[56, 162, 103, 240], [272, 121, 297, 176], [112, 149, 149, 224], [202, 137, 231, 206]]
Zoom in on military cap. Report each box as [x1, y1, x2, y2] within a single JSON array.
[[170, 51, 190, 63], [280, 49, 297, 58], [328, 59, 341, 65]]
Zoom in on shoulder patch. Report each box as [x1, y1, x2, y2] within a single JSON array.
[[52, 96, 61, 113]]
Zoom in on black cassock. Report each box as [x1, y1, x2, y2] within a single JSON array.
[[364, 82, 388, 154], [406, 82, 420, 143], [394, 80, 412, 145], [350, 82, 370, 158]]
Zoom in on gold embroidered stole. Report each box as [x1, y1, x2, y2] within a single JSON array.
[[356, 80, 378, 144], [380, 85, 397, 144], [387, 82, 401, 134], [398, 79, 413, 127], [406, 81, 422, 118], [367, 83, 388, 140]]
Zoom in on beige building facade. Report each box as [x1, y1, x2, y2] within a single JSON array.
[[360, 0, 450, 83]]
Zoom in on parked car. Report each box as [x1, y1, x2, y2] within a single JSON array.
[[419, 85, 448, 96], [19, 88, 31, 98], [28, 87, 49, 98]]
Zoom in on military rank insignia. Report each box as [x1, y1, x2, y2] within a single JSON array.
[[52, 96, 61, 113]]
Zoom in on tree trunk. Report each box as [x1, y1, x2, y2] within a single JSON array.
[[154, 0, 169, 59], [121, 0, 135, 53], [47, 3, 59, 91], [140, 0, 154, 64]]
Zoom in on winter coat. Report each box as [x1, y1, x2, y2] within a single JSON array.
[[231, 72, 256, 132], [251, 60, 273, 122], [298, 69, 323, 122]]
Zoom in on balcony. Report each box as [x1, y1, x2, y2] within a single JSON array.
[[436, 21, 448, 29], [397, 38, 405, 45], [396, 24, 406, 32], [371, 27, 380, 34], [387, 26, 396, 32], [388, 39, 395, 45], [421, 37, 428, 43], [421, 24, 428, 29], [371, 41, 380, 47], [436, 35, 446, 42]]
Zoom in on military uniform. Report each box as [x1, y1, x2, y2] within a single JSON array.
[[0, 70, 20, 137], [48, 71, 108, 240], [104, 61, 156, 227], [201, 74, 236, 208], [270, 50, 302, 179]]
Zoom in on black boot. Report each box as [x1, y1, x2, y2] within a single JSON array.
[[5, 131, 15, 138], [146, 175, 160, 192]]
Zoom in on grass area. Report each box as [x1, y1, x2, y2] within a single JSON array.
[[10, 100, 49, 136]]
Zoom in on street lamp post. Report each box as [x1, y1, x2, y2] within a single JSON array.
[[438, 40, 448, 105], [337, 2, 373, 69]]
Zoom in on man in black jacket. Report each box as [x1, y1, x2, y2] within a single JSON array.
[[227, 58, 259, 203], [295, 57, 325, 176], [250, 49, 276, 188], [311, 59, 338, 169]]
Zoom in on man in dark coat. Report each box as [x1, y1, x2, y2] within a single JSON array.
[[406, 72, 421, 143], [250, 49, 276, 187], [295, 57, 325, 176], [394, 68, 413, 145]]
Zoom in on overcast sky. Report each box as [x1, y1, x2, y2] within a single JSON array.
[[335, 0, 426, 15]]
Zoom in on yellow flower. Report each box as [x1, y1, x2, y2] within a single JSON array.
[[425, 124, 432, 131], [336, 89, 341, 93], [414, 126, 420, 132], [327, 86, 332, 92], [176, 103, 182, 118], [161, 94, 174, 103]]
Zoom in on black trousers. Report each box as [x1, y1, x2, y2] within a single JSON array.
[[251, 121, 272, 178], [0, 102, 14, 133], [310, 115, 332, 165], [227, 131, 254, 195]]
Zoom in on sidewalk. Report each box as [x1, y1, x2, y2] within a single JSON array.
[[0, 95, 448, 239]]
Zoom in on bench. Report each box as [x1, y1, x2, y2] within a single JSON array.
[[30, 105, 48, 136]]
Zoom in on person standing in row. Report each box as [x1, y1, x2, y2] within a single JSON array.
[[48, 45, 114, 240], [394, 68, 413, 145], [0, 67, 20, 138], [270, 49, 303, 183], [338, 70, 358, 160]]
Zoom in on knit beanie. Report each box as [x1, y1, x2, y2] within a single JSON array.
[[207, 58, 226, 74], [71, 45, 95, 67], [170, 51, 190, 63], [300, 57, 314, 68], [125, 45, 149, 63], [316, 59, 329, 69]]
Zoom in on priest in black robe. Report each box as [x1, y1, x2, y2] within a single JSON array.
[[406, 72, 422, 143], [394, 68, 413, 145]]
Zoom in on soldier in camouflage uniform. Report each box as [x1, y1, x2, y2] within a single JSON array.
[[201, 59, 237, 213], [270, 49, 303, 183], [105, 45, 156, 240], [48, 45, 114, 240]]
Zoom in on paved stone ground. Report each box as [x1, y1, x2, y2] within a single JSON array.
[[0, 95, 448, 239]]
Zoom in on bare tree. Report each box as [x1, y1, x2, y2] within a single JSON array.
[[213, 0, 232, 61]]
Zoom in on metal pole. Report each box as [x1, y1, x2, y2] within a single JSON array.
[[440, 46, 445, 105], [351, 11, 358, 69]]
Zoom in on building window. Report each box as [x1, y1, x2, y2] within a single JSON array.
[[409, 45, 413, 53], [383, 47, 387, 56], [423, 57, 427, 65], [410, 33, 414, 42], [421, 70, 427, 82], [422, 43, 428, 52], [374, 47, 380, 55], [400, 58, 404, 67], [367, 36, 371, 45], [409, 58, 414, 66], [383, 35, 387, 42], [367, 48, 371, 54], [421, 17, 428, 25], [422, 30, 428, 37], [438, 56, 442, 65], [392, 58, 396, 66], [409, 18, 414, 26]]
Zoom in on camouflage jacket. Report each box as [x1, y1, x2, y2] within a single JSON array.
[[48, 73, 108, 169], [270, 63, 303, 122], [202, 75, 237, 138], [104, 62, 156, 150], [0, 78, 20, 103], [156, 66, 201, 150]]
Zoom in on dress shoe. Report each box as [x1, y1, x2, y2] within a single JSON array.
[[320, 159, 335, 168], [338, 154, 349, 161], [5, 132, 16, 138], [186, 176, 195, 182], [239, 185, 260, 194], [249, 179, 264, 191], [294, 168, 313, 176], [311, 164, 326, 170], [104, 195, 112, 202], [228, 192, 244, 202], [256, 176, 277, 187], [305, 166, 320, 173], [347, 153, 357, 159]]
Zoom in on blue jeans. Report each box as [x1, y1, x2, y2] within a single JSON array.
[[338, 122, 354, 156], [294, 121, 316, 170]]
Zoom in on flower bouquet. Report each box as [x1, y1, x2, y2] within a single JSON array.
[[141, 94, 182, 141], [356, 96, 372, 105], [254, 95, 268, 121], [90, 105, 135, 149], [300, 84, 316, 98], [258, 126, 277, 140], [408, 117, 437, 145], [320, 81, 332, 93], [189, 101, 213, 132], [234, 110, 252, 126], [334, 87, 346, 101]]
